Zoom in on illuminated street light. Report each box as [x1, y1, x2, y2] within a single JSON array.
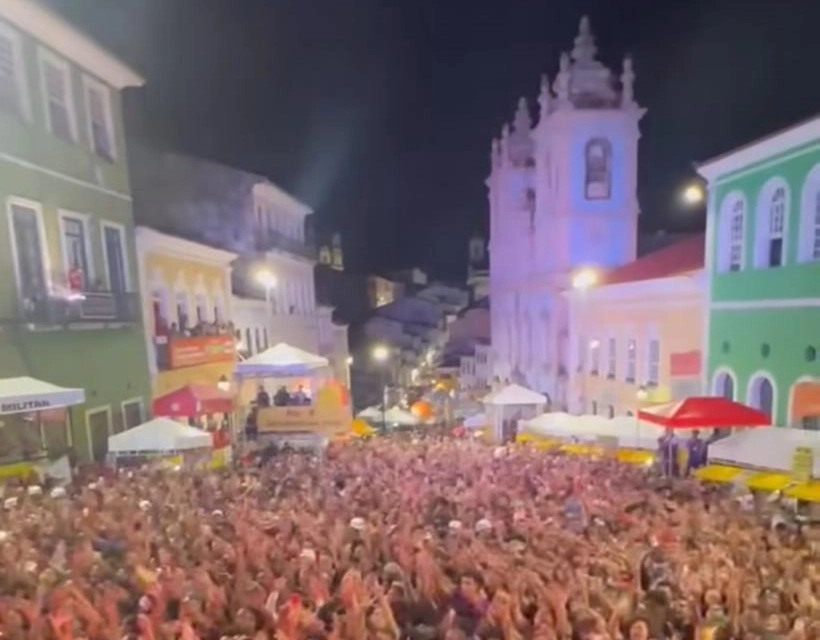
[[682, 183, 705, 205], [636, 385, 649, 402], [572, 268, 598, 291], [255, 268, 278, 288], [346, 355, 354, 365], [372, 345, 390, 363]]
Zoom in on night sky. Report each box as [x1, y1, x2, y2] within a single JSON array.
[[48, 0, 820, 279]]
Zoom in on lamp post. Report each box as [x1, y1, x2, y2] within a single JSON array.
[[681, 182, 705, 206], [571, 268, 599, 413], [372, 344, 390, 431]]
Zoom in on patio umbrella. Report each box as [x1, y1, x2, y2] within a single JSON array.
[[638, 397, 771, 429]]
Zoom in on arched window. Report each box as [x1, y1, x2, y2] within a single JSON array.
[[747, 374, 775, 420], [767, 187, 785, 266], [584, 138, 611, 200], [799, 164, 820, 263], [718, 193, 746, 272], [712, 370, 735, 400]]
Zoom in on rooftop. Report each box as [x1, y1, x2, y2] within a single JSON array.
[[596, 233, 705, 287]]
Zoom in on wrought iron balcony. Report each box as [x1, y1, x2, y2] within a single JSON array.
[[254, 229, 318, 260], [19, 290, 140, 326]]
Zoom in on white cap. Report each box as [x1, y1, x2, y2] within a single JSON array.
[[138, 500, 152, 511], [448, 520, 463, 531], [0, 530, 9, 542], [4, 497, 17, 509], [349, 517, 366, 531], [50, 487, 67, 499], [300, 548, 317, 562], [475, 519, 492, 533], [212, 509, 224, 517], [23, 560, 37, 573], [27, 485, 42, 496]]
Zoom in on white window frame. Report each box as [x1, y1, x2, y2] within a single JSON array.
[[0, 21, 31, 121], [84, 405, 112, 461], [120, 397, 144, 431], [37, 47, 78, 142], [6, 196, 52, 298], [57, 210, 94, 284], [174, 290, 189, 325], [589, 338, 600, 375], [799, 165, 820, 263], [647, 338, 660, 386], [625, 337, 637, 382], [718, 191, 746, 273], [606, 335, 616, 378], [99, 220, 132, 291], [82, 74, 117, 160]]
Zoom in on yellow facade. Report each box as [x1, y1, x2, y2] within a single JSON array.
[[570, 273, 705, 417], [136, 228, 237, 403]]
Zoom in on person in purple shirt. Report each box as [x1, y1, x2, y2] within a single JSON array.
[[686, 430, 707, 474]]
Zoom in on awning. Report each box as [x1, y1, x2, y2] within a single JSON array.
[[638, 397, 771, 429], [745, 472, 792, 492], [784, 483, 820, 503], [108, 418, 212, 454], [236, 342, 328, 377], [694, 464, 744, 483], [0, 377, 85, 415], [482, 384, 547, 406], [152, 384, 233, 418]]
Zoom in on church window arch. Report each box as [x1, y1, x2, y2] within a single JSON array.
[[584, 138, 611, 200]]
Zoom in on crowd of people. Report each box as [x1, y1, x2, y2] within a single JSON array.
[[0, 437, 817, 640]]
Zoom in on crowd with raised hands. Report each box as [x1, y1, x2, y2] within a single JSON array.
[[0, 438, 818, 640]]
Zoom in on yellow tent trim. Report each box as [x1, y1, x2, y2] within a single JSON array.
[[784, 483, 820, 503], [618, 449, 655, 465], [694, 464, 744, 483], [745, 472, 793, 492]]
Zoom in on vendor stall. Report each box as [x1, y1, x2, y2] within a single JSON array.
[[108, 417, 213, 468], [482, 384, 547, 443]]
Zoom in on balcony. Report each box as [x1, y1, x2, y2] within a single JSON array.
[[19, 290, 140, 326], [155, 333, 237, 370], [254, 229, 318, 260]]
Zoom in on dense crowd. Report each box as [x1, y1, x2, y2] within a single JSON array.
[[0, 438, 818, 640]]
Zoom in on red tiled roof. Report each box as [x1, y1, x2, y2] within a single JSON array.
[[598, 234, 705, 286]]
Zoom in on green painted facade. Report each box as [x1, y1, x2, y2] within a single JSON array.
[[704, 127, 820, 427], [0, 17, 150, 460]]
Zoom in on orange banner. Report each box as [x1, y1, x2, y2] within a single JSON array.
[[168, 335, 236, 369]]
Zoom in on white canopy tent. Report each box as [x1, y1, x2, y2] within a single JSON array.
[[236, 342, 329, 378], [108, 418, 212, 455], [522, 413, 664, 450], [607, 416, 665, 450], [384, 406, 420, 427], [709, 427, 820, 476], [523, 412, 588, 440], [357, 406, 384, 421], [482, 384, 547, 443], [0, 377, 85, 414]]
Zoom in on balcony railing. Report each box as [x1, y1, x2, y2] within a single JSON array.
[[19, 290, 140, 326], [254, 229, 318, 260], [155, 333, 237, 370]]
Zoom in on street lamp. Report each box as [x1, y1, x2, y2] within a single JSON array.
[[682, 183, 705, 206], [371, 345, 391, 430], [346, 355, 354, 365]]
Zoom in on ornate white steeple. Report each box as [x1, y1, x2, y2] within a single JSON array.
[[513, 97, 532, 133], [538, 74, 552, 120], [565, 16, 617, 108], [499, 123, 510, 165], [553, 53, 571, 108], [571, 16, 597, 64], [507, 99, 534, 165], [491, 137, 500, 169]]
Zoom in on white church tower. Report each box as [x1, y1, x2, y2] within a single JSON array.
[[488, 16, 644, 407]]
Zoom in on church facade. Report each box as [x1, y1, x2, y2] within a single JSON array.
[[488, 17, 645, 408]]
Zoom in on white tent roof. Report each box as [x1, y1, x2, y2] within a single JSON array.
[[384, 406, 419, 426], [357, 406, 383, 420], [236, 342, 329, 377], [108, 418, 212, 454], [0, 376, 85, 415], [463, 413, 487, 429], [482, 384, 547, 406], [522, 412, 663, 449], [709, 427, 820, 475]]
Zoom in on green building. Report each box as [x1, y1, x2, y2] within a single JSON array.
[[0, 0, 150, 462], [699, 115, 820, 428]]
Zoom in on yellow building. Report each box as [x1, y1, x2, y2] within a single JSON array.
[[565, 235, 705, 417], [135, 227, 237, 401]]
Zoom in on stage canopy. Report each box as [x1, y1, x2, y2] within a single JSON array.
[[0, 376, 85, 415], [638, 397, 771, 429], [236, 342, 329, 377], [108, 418, 212, 455], [152, 384, 233, 418], [384, 406, 420, 426], [483, 384, 547, 406], [357, 406, 383, 421]]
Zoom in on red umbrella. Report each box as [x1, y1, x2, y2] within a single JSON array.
[[153, 384, 234, 418], [638, 397, 771, 429]]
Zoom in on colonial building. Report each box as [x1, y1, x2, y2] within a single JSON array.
[[135, 227, 236, 398], [488, 17, 644, 406], [129, 147, 351, 385], [467, 235, 490, 301], [698, 115, 820, 428], [0, 0, 150, 461], [565, 235, 705, 416]]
